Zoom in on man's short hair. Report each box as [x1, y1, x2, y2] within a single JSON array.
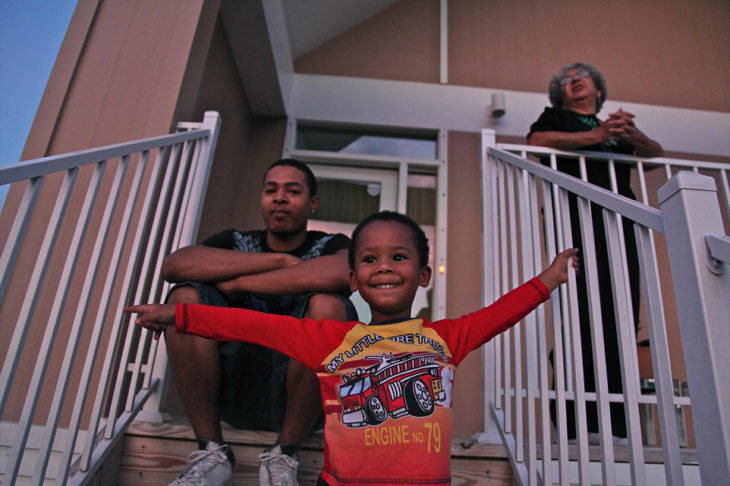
[[264, 158, 317, 197]]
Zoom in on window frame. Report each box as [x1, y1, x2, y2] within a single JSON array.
[[283, 119, 448, 320]]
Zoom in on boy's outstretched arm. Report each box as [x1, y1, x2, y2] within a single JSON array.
[[536, 248, 579, 292], [124, 303, 176, 334]]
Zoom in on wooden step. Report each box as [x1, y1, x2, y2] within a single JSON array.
[[117, 418, 514, 485]]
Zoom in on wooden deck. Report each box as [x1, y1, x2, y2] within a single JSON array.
[[116, 417, 515, 485]]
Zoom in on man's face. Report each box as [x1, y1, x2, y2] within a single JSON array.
[[260, 165, 318, 238], [349, 220, 431, 324]]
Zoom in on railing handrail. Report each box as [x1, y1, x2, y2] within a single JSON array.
[[0, 128, 211, 185], [497, 142, 730, 171], [487, 145, 664, 231]]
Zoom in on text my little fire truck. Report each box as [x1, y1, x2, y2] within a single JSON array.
[[338, 352, 445, 427]]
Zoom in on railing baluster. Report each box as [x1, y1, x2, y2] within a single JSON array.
[[518, 169, 538, 483], [493, 162, 512, 418], [634, 225, 685, 486], [541, 178, 570, 483], [0, 177, 43, 306], [603, 209, 647, 486], [557, 187, 591, 484], [637, 161, 650, 205], [720, 168, 730, 219], [529, 174, 553, 485], [578, 195, 617, 485], [480, 138, 497, 435], [552, 173, 574, 395], [608, 159, 649, 484], [492, 158, 503, 413], [483, 155, 501, 420], [636, 160, 649, 204], [506, 163, 522, 461]]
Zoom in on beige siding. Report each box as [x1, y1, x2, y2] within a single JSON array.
[[295, 0, 440, 83], [296, 0, 729, 112], [449, 0, 730, 112], [446, 131, 485, 433]]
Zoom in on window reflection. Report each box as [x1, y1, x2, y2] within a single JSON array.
[[296, 125, 438, 159]]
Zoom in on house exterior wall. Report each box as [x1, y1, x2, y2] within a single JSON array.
[[295, 0, 440, 83], [3, 0, 728, 437], [296, 0, 730, 113], [445, 131, 485, 432], [289, 0, 729, 434], [448, 0, 730, 113]]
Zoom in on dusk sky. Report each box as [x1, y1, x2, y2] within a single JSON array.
[[0, 0, 77, 205]]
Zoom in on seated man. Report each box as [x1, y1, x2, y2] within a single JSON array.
[[162, 158, 356, 486]]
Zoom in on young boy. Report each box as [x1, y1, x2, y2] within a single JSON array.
[[126, 211, 578, 486]]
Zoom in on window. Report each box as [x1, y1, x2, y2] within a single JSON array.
[[296, 125, 438, 159], [285, 120, 446, 321]]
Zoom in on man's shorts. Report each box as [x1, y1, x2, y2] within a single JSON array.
[[168, 282, 358, 431]]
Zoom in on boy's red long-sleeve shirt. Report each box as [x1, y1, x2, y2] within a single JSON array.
[[176, 278, 549, 486]]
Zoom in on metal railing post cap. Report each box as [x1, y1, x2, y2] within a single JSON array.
[[657, 170, 717, 205]]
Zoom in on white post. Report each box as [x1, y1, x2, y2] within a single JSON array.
[[139, 111, 222, 421], [657, 171, 730, 485], [477, 129, 501, 443], [186, 111, 221, 242]]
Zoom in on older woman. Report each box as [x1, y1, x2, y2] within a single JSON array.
[[527, 62, 663, 443], [528, 63, 663, 158]]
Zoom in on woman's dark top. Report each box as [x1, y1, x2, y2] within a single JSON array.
[[528, 107, 637, 199]]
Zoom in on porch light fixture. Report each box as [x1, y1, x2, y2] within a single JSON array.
[[490, 92, 506, 118]]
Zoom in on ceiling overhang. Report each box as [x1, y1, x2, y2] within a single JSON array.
[[220, 0, 397, 118], [220, 0, 293, 117]]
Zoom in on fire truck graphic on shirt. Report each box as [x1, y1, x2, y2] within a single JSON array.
[[338, 352, 446, 427]]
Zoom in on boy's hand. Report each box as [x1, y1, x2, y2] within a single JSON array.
[[537, 248, 579, 292], [124, 304, 176, 339]]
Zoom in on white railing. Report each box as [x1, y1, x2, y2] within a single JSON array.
[[479, 130, 730, 486], [0, 111, 221, 485]]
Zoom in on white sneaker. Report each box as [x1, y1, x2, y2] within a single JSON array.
[[259, 445, 300, 486], [169, 441, 233, 486]]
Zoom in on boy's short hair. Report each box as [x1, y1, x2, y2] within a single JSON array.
[[349, 211, 429, 270], [264, 158, 317, 197]]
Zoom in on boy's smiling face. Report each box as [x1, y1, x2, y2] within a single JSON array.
[[349, 220, 431, 324]]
